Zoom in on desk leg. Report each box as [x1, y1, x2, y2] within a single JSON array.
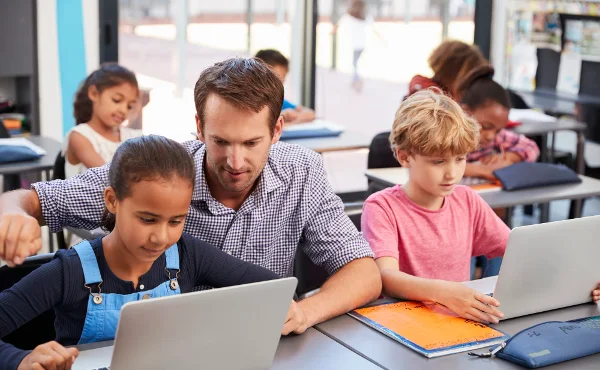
[[505, 207, 513, 228], [539, 135, 550, 222], [569, 132, 586, 219]]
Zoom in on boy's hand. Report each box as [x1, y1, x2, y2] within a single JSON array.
[[592, 283, 600, 303], [435, 281, 504, 324], [0, 214, 42, 267], [17, 341, 79, 370]]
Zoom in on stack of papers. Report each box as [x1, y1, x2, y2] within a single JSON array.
[[508, 109, 556, 123]]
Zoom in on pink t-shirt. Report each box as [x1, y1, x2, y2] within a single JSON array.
[[362, 185, 510, 282]]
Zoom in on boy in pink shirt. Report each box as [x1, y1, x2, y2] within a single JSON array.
[[362, 89, 509, 324]]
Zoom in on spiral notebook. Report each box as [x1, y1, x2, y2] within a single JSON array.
[[349, 301, 510, 358]]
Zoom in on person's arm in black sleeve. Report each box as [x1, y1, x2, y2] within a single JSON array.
[[0, 258, 66, 370], [182, 235, 280, 288]]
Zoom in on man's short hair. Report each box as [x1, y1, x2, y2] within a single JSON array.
[[389, 88, 480, 157], [255, 49, 289, 69], [194, 57, 284, 136]]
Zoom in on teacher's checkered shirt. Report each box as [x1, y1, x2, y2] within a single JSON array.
[[33, 141, 373, 277]]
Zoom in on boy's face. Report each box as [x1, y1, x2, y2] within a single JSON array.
[[270, 65, 289, 83], [397, 151, 468, 198]]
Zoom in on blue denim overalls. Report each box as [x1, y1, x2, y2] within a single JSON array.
[[73, 241, 181, 344]]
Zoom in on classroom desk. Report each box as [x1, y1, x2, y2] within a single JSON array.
[[365, 168, 600, 220], [0, 136, 61, 178], [0, 136, 62, 251], [515, 88, 600, 117], [512, 118, 586, 174], [281, 130, 370, 153], [315, 281, 600, 370], [74, 327, 382, 370]]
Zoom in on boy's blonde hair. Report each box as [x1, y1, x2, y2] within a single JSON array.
[[390, 89, 480, 157]]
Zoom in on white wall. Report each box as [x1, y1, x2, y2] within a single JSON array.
[[37, 0, 62, 141], [36, 0, 99, 142]]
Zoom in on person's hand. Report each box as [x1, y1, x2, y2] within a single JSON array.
[[17, 341, 79, 370], [281, 109, 299, 123], [592, 282, 600, 304], [282, 300, 309, 335], [472, 164, 497, 181], [480, 155, 514, 170], [0, 214, 42, 267], [435, 281, 504, 324]]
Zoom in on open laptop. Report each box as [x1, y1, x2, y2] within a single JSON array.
[[477, 216, 600, 320], [72, 277, 297, 370]]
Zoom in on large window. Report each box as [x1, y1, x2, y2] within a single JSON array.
[[118, 0, 303, 141], [315, 0, 476, 141]]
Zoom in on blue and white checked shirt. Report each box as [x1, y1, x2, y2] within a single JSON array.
[[33, 141, 374, 277]]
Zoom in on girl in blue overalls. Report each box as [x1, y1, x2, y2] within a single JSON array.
[[0, 135, 280, 370]]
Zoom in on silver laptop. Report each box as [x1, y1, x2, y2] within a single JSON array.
[[72, 277, 297, 370], [488, 216, 600, 320]]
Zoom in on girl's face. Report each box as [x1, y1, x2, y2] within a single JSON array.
[[89, 83, 138, 129], [467, 101, 509, 146], [105, 176, 193, 264]]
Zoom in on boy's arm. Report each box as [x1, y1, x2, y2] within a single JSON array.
[[292, 105, 316, 123], [470, 190, 511, 259], [592, 283, 600, 303], [376, 257, 503, 323]]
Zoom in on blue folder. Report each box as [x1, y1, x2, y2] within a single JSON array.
[[280, 127, 343, 140]]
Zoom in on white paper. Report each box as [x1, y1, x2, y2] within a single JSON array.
[[509, 108, 556, 123], [557, 52, 582, 94], [509, 43, 538, 92], [0, 138, 47, 155]]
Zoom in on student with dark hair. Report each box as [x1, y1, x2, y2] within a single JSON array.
[[64, 63, 142, 179], [459, 65, 540, 180], [0, 135, 280, 370], [255, 49, 316, 124], [0, 58, 381, 339], [407, 40, 487, 99]]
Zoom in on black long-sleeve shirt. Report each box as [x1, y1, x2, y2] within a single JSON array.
[[0, 234, 280, 370]]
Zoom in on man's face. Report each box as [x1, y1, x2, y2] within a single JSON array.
[[270, 65, 289, 83], [197, 94, 283, 195]]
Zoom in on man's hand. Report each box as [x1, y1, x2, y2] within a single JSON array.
[[17, 341, 79, 370], [435, 281, 504, 324], [592, 282, 600, 304], [0, 214, 42, 267], [282, 300, 309, 335]]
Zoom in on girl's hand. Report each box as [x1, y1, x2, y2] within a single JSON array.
[[435, 281, 504, 324], [17, 341, 79, 370]]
